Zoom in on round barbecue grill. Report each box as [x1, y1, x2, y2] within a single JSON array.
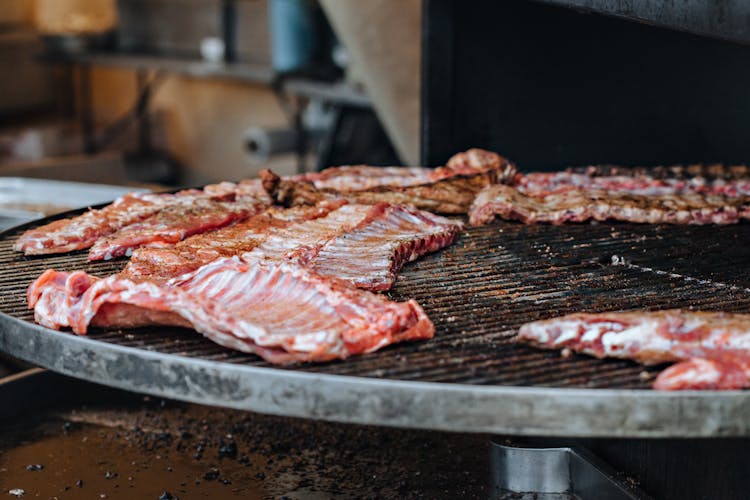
[[2, 209, 750, 439]]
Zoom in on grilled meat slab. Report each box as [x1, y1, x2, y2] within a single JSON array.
[[28, 257, 434, 364], [469, 184, 750, 226], [297, 147, 514, 192], [243, 203, 377, 262], [306, 204, 461, 290], [121, 202, 344, 284], [517, 172, 750, 197], [123, 202, 461, 291], [334, 174, 497, 214], [298, 165, 438, 192], [267, 173, 495, 214], [570, 163, 750, 181], [13, 190, 196, 255], [518, 310, 750, 390], [653, 356, 750, 391], [264, 148, 517, 214], [14, 181, 270, 256], [87, 194, 267, 261]]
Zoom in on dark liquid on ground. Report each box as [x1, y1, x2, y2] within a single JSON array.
[[0, 395, 487, 499]]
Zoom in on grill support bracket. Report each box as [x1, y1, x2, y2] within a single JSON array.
[[490, 442, 649, 499]]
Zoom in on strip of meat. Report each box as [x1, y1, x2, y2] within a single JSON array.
[[517, 310, 750, 390], [14, 180, 271, 256], [241, 203, 461, 290], [517, 173, 689, 196], [243, 203, 377, 262], [87, 194, 267, 261], [338, 174, 498, 214], [516, 171, 750, 197], [204, 178, 272, 203], [27, 268, 192, 331], [469, 184, 750, 226], [121, 202, 346, 283], [653, 356, 750, 390], [296, 148, 514, 192], [13, 190, 197, 255], [440, 148, 517, 181], [309, 204, 462, 290], [28, 257, 434, 364], [265, 173, 490, 214], [263, 169, 506, 215], [298, 165, 437, 192], [263, 148, 517, 214], [571, 163, 750, 181]]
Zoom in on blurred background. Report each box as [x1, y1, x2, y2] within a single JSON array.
[[0, 0, 420, 190], [0, 0, 421, 377]]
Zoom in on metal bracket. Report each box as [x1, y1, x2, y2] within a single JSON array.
[[490, 442, 651, 499]]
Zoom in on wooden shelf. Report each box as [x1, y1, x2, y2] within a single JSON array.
[[282, 78, 371, 108], [42, 51, 372, 107], [42, 52, 276, 85]]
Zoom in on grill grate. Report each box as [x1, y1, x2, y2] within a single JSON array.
[[3, 213, 750, 390]]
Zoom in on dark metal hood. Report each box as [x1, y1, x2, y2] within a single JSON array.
[[539, 0, 750, 45]]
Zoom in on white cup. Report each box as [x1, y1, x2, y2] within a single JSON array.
[[200, 37, 225, 63]]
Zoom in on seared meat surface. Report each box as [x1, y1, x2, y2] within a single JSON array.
[[88, 195, 266, 261], [263, 148, 517, 215], [14, 181, 270, 256], [469, 184, 750, 226], [121, 202, 344, 284], [517, 171, 750, 197], [122, 201, 461, 291]]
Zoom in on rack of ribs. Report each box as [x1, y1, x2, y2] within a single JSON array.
[[516, 171, 750, 197], [263, 148, 517, 215], [123, 201, 462, 291], [28, 257, 434, 364], [469, 184, 750, 226], [518, 310, 750, 390]]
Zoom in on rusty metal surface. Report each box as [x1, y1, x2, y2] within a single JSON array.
[[2, 210, 750, 436]]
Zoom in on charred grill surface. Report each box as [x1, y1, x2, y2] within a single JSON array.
[[3, 210, 750, 390]]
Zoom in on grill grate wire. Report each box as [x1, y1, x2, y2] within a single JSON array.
[[3, 214, 750, 390]]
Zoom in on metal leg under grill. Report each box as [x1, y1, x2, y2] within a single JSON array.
[[490, 442, 650, 499]]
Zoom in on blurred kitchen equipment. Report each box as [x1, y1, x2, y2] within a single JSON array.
[[0, 122, 80, 163], [34, 0, 118, 52], [319, 0, 421, 165], [115, 0, 270, 65], [244, 127, 297, 164], [269, 0, 316, 72], [41, 31, 115, 55], [244, 98, 331, 165], [0, 28, 54, 115], [244, 126, 326, 165]]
